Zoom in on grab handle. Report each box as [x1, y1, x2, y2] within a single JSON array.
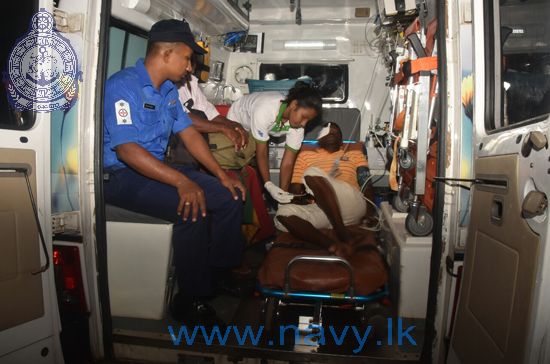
[[491, 196, 504, 225], [284, 255, 355, 298], [0, 166, 49, 275]]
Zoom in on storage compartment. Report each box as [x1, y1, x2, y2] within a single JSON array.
[[380, 202, 432, 319], [106, 205, 174, 320]]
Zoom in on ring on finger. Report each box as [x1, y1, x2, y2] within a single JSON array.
[[185, 202, 191, 206]]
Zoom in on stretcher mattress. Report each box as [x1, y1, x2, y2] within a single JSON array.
[[258, 226, 388, 297]]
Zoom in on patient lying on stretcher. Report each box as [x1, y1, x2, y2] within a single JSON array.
[[274, 122, 376, 260]]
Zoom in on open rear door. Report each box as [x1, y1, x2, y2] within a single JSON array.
[[0, 1, 63, 363], [449, 1, 550, 363]]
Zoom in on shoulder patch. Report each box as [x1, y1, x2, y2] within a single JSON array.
[[115, 99, 132, 125]]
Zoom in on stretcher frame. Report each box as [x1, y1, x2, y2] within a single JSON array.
[[257, 255, 390, 352]]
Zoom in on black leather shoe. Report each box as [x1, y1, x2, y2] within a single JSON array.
[[216, 277, 256, 298], [170, 294, 225, 328]]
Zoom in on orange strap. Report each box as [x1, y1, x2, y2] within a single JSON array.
[[389, 137, 400, 191], [409, 57, 438, 74], [393, 109, 406, 132], [395, 57, 437, 84]]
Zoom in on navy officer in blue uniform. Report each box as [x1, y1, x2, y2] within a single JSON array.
[[103, 19, 245, 325]]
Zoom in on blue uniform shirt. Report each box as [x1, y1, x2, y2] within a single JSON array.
[[103, 58, 192, 170]]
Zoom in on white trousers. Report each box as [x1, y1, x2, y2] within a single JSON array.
[[274, 167, 366, 231]]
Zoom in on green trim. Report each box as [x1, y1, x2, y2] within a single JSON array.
[[270, 103, 289, 133], [276, 102, 287, 123], [284, 144, 299, 153], [252, 135, 267, 143], [271, 124, 291, 133]]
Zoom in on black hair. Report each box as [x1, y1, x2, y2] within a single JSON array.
[[284, 81, 323, 117], [190, 52, 198, 68], [183, 53, 198, 85], [322, 121, 342, 133]]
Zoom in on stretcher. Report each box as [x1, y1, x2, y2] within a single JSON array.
[[387, 16, 439, 237], [257, 227, 390, 351]]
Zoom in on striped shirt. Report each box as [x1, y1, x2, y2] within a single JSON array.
[[291, 148, 368, 189]]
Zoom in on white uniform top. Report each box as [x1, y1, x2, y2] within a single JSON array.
[[178, 75, 219, 120], [227, 91, 304, 151]]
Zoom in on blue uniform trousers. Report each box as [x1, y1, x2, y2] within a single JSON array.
[[104, 166, 244, 298]]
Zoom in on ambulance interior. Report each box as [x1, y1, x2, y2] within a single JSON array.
[[91, 0, 444, 362], [4, 0, 550, 362]]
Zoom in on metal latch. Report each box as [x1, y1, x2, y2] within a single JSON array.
[[522, 190, 548, 219], [521, 131, 548, 157]]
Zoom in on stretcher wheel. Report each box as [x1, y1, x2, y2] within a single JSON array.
[[361, 304, 391, 340], [392, 193, 409, 213], [405, 207, 433, 236], [398, 150, 415, 170]]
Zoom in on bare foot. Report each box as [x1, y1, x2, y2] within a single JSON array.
[[328, 243, 353, 260]]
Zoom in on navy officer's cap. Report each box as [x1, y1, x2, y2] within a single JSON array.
[[149, 19, 206, 55]]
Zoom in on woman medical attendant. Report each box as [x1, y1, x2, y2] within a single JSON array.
[[227, 82, 322, 203]]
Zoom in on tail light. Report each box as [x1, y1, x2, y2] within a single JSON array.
[[53, 245, 88, 314]]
